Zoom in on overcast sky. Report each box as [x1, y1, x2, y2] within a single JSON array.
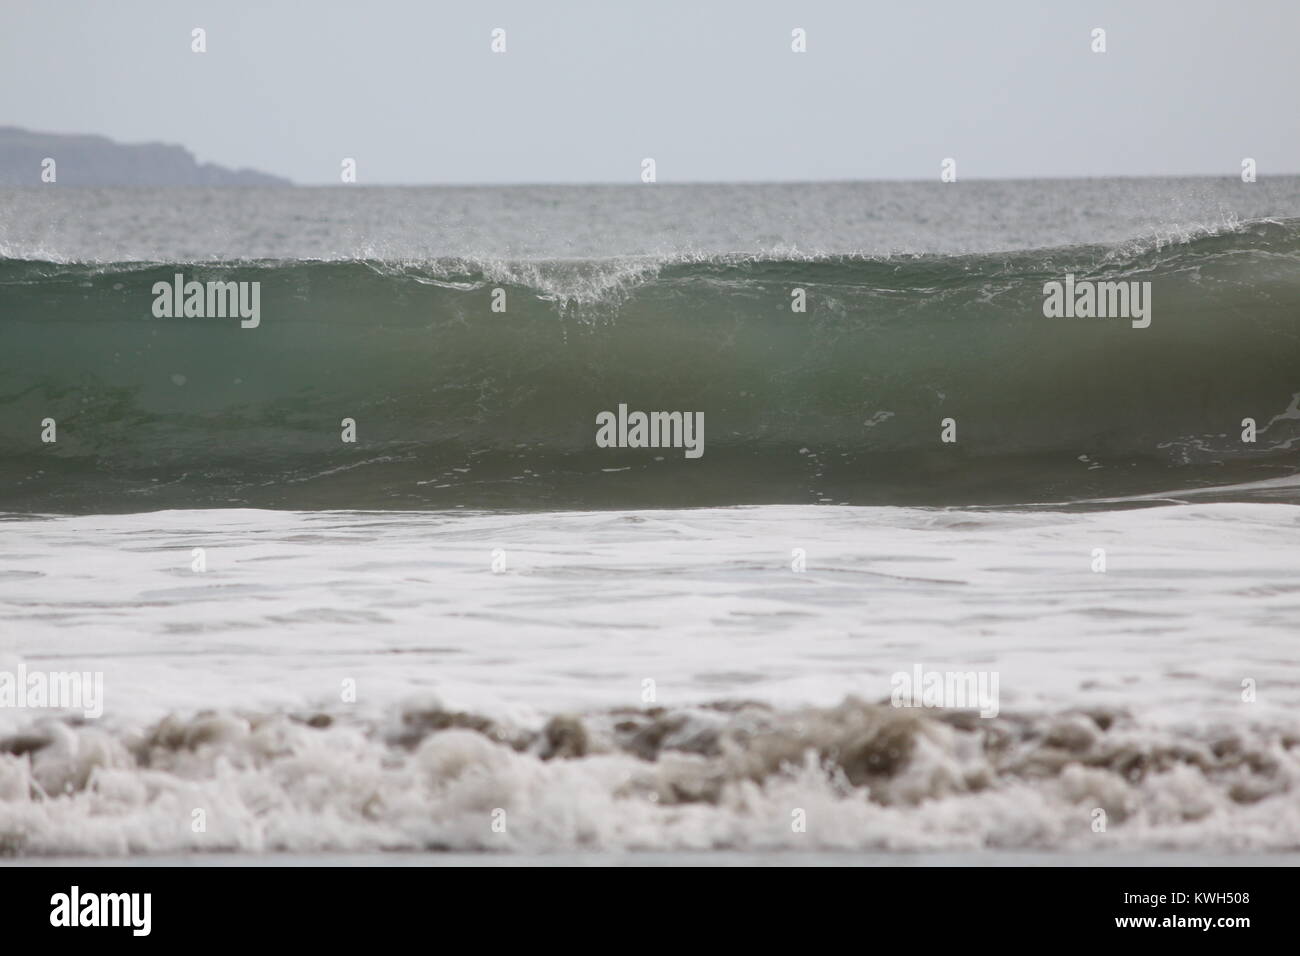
[[1, 0, 1296, 184]]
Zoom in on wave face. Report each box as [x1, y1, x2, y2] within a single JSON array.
[[2, 219, 1299, 512]]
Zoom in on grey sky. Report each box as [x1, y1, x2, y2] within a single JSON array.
[[1, 0, 1296, 185]]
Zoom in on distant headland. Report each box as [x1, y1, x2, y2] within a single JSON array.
[[0, 127, 292, 185]]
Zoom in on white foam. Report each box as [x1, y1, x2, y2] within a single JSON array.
[[2, 503, 1298, 853]]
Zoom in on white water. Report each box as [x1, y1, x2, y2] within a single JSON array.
[[2, 503, 1299, 855]]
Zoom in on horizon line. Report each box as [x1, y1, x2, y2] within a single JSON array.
[[10, 171, 1297, 188]]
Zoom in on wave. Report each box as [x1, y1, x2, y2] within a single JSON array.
[[2, 696, 1298, 855], [2, 219, 1299, 512]]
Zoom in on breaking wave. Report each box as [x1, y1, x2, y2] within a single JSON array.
[[2, 218, 1299, 511]]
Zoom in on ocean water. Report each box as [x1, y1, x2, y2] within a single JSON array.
[[2, 180, 1300, 860]]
